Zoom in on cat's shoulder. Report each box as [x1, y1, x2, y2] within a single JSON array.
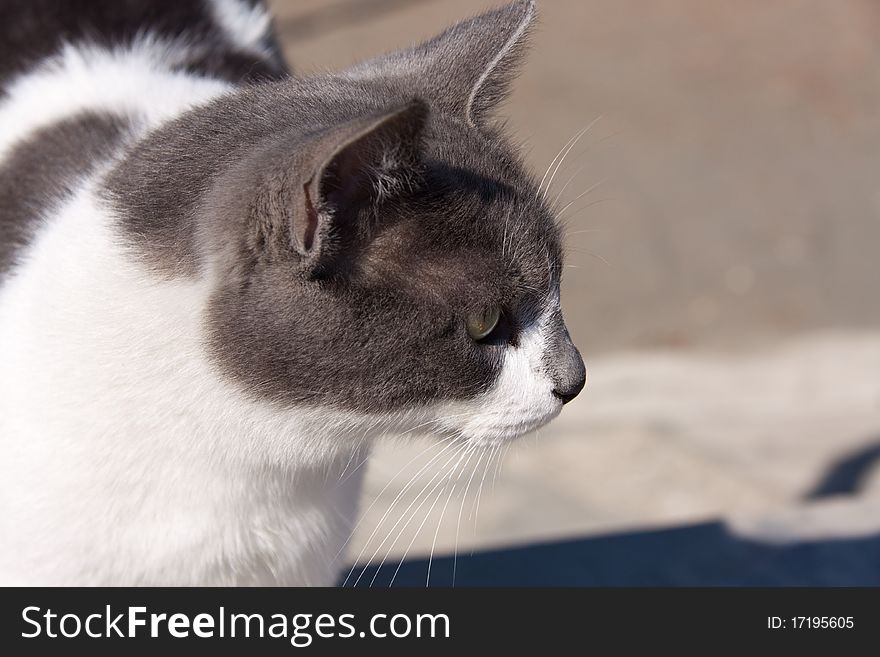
[[0, 0, 288, 281]]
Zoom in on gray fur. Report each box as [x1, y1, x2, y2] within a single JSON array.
[[342, 0, 536, 127], [5, 0, 585, 413], [0, 113, 130, 276]]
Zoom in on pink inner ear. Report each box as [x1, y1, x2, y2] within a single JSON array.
[[301, 182, 319, 252]]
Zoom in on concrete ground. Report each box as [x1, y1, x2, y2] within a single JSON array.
[[268, 0, 880, 583]]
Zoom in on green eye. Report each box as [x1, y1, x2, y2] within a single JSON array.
[[466, 307, 501, 341]]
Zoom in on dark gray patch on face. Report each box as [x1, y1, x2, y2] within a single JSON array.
[[196, 107, 564, 412], [0, 0, 286, 92], [103, 0, 582, 413], [0, 112, 130, 280]]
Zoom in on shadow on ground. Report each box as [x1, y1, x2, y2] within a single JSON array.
[[343, 521, 880, 586], [806, 439, 880, 500]]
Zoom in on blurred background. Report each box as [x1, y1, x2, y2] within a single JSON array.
[[270, 0, 880, 585]]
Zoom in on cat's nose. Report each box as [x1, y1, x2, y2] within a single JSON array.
[[548, 331, 586, 404], [551, 348, 586, 404], [543, 314, 586, 405]]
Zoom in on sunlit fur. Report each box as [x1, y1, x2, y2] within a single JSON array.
[[0, 1, 584, 585]]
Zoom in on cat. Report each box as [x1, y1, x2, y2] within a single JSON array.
[[0, 0, 585, 585]]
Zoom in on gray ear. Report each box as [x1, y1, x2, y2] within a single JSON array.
[[292, 101, 427, 271], [345, 0, 536, 128]]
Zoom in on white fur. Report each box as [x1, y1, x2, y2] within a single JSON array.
[[0, 34, 564, 585], [0, 180, 380, 584], [0, 38, 231, 162], [208, 0, 273, 57], [437, 296, 564, 446]]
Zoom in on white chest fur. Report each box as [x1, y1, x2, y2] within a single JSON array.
[[0, 181, 369, 585]]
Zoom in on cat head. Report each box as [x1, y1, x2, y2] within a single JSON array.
[[205, 0, 585, 445]]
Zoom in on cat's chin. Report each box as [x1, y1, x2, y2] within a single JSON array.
[[437, 402, 564, 448]]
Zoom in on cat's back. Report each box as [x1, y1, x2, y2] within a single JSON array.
[[0, 0, 284, 91], [0, 0, 285, 280]]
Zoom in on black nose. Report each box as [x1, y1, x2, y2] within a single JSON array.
[[543, 313, 586, 405], [553, 384, 582, 404], [551, 347, 586, 405], [553, 372, 585, 404]]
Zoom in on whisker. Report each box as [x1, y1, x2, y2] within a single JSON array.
[[334, 447, 359, 484], [537, 127, 588, 198], [426, 445, 476, 586], [470, 445, 495, 539], [551, 164, 585, 209], [333, 434, 455, 565], [337, 448, 371, 485], [337, 426, 375, 483], [556, 197, 616, 222], [564, 228, 608, 238], [555, 178, 607, 218], [356, 442, 467, 587], [492, 444, 508, 490], [566, 247, 612, 268], [342, 437, 462, 586], [550, 129, 622, 210], [453, 449, 485, 587], [390, 447, 469, 588], [371, 444, 468, 587], [542, 115, 602, 200], [501, 206, 514, 259]]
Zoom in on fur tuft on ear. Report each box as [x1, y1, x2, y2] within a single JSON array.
[[344, 1, 537, 128]]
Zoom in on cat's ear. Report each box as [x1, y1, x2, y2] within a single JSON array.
[[292, 101, 427, 273], [346, 0, 536, 128]]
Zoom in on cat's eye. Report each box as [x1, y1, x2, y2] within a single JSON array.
[[466, 307, 501, 341]]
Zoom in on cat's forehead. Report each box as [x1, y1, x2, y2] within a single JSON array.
[[423, 129, 562, 280], [362, 170, 562, 307]]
